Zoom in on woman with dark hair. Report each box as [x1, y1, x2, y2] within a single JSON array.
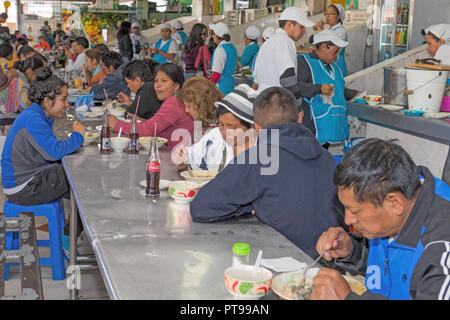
[[117, 60, 162, 119], [1, 66, 85, 206], [18, 45, 35, 61], [108, 63, 193, 150], [15, 54, 47, 111], [209, 22, 238, 95], [183, 23, 207, 79], [117, 21, 133, 62]]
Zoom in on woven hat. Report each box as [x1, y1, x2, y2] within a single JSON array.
[[214, 84, 258, 124]]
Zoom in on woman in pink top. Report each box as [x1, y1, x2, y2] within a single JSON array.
[[108, 63, 193, 150]]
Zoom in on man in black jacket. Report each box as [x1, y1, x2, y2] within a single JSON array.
[[190, 87, 346, 259], [312, 138, 450, 300]]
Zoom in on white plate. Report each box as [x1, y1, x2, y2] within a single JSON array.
[[139, 179, 170, 190], [423, 112, 450, 119], [379, 104, 405, 111]]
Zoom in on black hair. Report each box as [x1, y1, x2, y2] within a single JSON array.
[[56, 23, 62, 27], [184, 23, 206, 54], [93, 43, 109, 55], [216, 105, 252, 129], [20, 54, 46, 73], [0, 13, 8, 19], [101, 51, 123, 70], [28, 66, 67, 105], [123, 60, 154, 82], [155, 63, 184, 88], [207, 36, 217, 56], [117, 21, 132, 38], [279, 20, 297, 29], [18, 45, 35, 59], [333, 138, 421, 207], [144, 59, 159, 75], [75, 37, 89, 49], [253, 87, 299, 128], [0, 41, 13, 58], [15, 37, 28, 47], [216, 33, 231, 42]]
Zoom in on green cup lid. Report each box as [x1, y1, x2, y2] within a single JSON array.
[[232, 242, 250, 255]]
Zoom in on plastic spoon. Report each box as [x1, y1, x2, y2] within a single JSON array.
[[117, 127, 123, 139], [253, 250, 263, 279]]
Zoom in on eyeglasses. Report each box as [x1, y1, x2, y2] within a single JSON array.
[[201, 32, 208, 36]]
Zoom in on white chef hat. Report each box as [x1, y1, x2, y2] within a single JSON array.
[[211, 22, 230, 38], [331, 4, 346, 24], [160, 23, 171, 31], [262, 26, 276, 41], [425, 24, 450, 43], [245, 25, 261, 41], [173, 20, 183, 30]]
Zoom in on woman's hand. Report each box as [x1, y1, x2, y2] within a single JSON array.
[[107, 115, 120, 129], [72, 121, 85, 136], [117, 92, 132, 106]]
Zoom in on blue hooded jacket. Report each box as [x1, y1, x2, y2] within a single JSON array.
[[190, 123, 346, 258]]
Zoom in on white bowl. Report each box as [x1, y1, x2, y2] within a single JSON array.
[[168, 180, 201, 204], [82, 132, 100, 145], [139, 136, 168, 150], [180, 170, 218, 184], [111, 137, 129, 153], [366, 95, 382, 106], [224, 265, 273, 300]]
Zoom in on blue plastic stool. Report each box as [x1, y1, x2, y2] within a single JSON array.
[[4, 199, 66, 281]]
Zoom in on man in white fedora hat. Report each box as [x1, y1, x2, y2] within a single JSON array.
[[253, 7, 315, 112]]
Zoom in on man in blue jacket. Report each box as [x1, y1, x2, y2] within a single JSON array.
[[312, 139, 450, 300], [190, 86, 346, 259], [92, 51, 129, 101]]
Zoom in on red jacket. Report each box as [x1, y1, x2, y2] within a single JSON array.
[[114, 96, 194, 150]]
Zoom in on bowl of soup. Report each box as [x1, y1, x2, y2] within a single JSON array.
[[224, 265, 273, 300]]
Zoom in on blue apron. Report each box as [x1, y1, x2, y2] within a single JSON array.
[[212, 43, 238, 95], [240, 42, 259, 67], [153, 38, 173, 64], [365, 227, 425, 300], [301, 54, 349, 144], [177, 31, 188, 46], [331, 25, 348, 77]]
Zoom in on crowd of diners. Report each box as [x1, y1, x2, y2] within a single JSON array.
[[0, 7, 449, 300]]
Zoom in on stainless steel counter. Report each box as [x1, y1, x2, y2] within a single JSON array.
[[62, 145, 313, 300], [347, 103, 450, 145]]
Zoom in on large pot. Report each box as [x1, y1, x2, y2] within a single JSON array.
[[383, 67, 408, 106], [405, 68, 448, 113]]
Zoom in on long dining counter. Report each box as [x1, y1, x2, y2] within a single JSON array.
[[62, 144, 314, 300]]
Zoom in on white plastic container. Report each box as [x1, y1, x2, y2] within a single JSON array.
[[405, 68, 448, 113]]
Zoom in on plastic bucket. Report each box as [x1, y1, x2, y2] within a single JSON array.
[[405, 68, 448, 112]]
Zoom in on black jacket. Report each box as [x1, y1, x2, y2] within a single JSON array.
[[334, 166, 450, 300], [125, 81, 162, 120], [190, 123, 347, 258], [117, 33, 133, 61]]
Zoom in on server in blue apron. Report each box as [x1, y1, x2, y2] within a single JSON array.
[[210, 22, 238, 95], [424, 24, 450, 85], [237, 25, 261, 69], [172, 20, 188, 46], [296, 30, 359, 148], [151, 23, 178, 64], [315, 4, 348, 77], [311, 138, 450, 300]]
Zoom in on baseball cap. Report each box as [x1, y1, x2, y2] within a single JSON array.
[[173, 20, 183, 30], [313, 29, 349, 47], [160, 23, 171, 31], [132, 22, 140, 29], [211, 22, 230, 38], [262, 27, 276, 41], [245, 25, 261, 41], [279, 7, 315, 28]]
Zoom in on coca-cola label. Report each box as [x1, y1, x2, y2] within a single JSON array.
[[147, 161, 160, 172], [101, 138, 111, 150]]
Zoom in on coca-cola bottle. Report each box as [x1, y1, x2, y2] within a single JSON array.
[[128, 115, 139, 154], [100, 110, 111, 154], [145, 137, 160, 198]]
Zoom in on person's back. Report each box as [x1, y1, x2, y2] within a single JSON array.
[[92, 51, 129, 100], [190, 87, 346, 258]]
